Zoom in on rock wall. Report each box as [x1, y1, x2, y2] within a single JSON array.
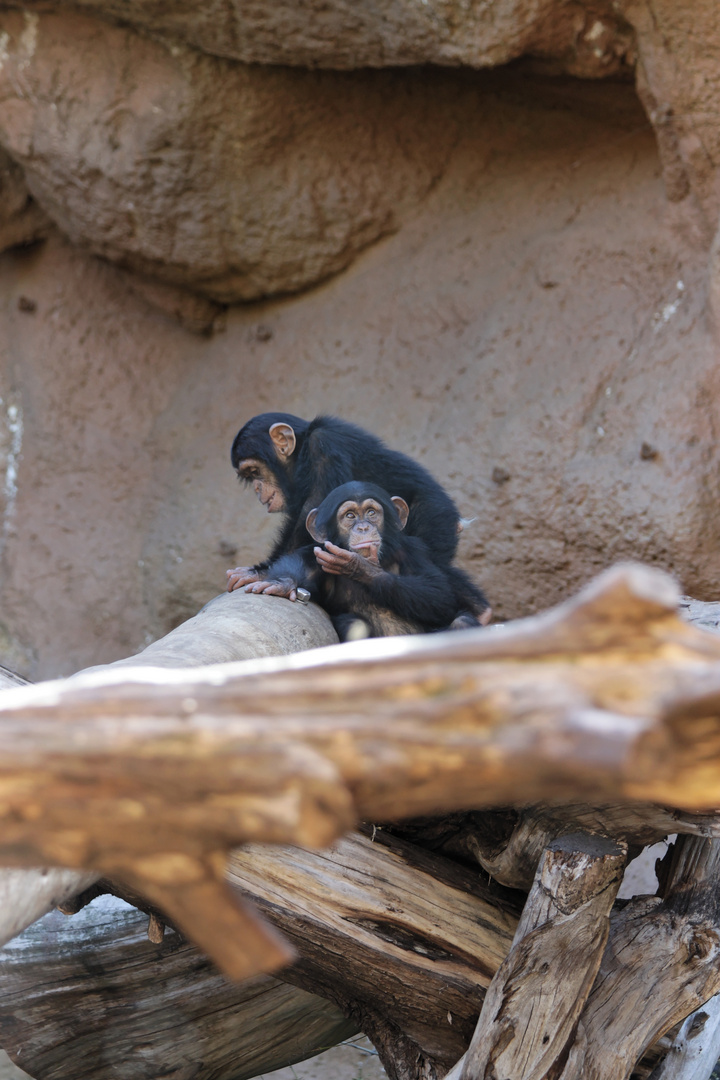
[[0, 2, 719, 678]]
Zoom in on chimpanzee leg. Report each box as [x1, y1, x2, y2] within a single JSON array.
[[332, 613, 372, 642]]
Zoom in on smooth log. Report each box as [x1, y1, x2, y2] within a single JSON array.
[[0, 894, 357, 1080], [561, 836, 720, 1080], [84, 590, 339, 672], [461, 832, 626, 1080], [226, 830, 521, 1073]]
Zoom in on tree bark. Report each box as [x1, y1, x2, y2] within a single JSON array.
[[561, 836, 720, 1080], [460, 832, 626, 1080], [648, 994, 720, 1080], [0, 894, 357, 1080], [226, 829, 522, 1072]]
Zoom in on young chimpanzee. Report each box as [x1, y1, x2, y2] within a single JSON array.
[[247, 481, 486, 640], [226, 412, 491, 625]]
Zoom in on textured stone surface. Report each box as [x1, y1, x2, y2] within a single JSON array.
[[620, 0, 720, 230], [0, 73, 718, 680], [11, 0, 637, 76], [0, 149, 49, 255], [0, 10, 464, 302]]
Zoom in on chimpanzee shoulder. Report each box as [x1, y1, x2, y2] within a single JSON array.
[[297, 415, 461, 564]]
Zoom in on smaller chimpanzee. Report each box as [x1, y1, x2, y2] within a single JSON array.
[[244, 480, 489, 641]]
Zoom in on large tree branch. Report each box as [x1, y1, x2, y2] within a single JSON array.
[[3, 565, 720, 978]]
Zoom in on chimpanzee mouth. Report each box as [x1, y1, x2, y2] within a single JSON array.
[[351, 542, 381, 562]]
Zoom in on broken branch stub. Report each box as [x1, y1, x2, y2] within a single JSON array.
[[461, 832, 626, 1080], [561, 835, 720, 1080]]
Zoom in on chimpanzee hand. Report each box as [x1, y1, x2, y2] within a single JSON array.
[[244, 577, 299, 601], [226, 566, 262, 592], [314, 542, 383, 584]]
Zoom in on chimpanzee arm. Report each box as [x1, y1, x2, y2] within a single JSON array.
[[364, 560, 460, 628], [243, 550, 323, 602], [316, 540, 459, 628]]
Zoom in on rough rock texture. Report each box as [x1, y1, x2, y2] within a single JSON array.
[[620, 0, 720, 232], [0, 9, 464, 302], [10, 0, 637, 76], [1, 70, 719, 680], [0, 149, 49, 255]]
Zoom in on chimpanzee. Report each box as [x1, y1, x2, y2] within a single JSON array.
[[245, 481, 486, 640], [226, 412, 491, 624]]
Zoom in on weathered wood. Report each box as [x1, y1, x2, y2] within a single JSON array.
[[561, 835, 720, 1080], [5, 566, 720, 980], [0, 894, 357, 1080], [226, 830, 521, 1072], [0, 670, 102, 949], [0, 589, 339, 971], [649, 994, 720, 1080], [396, 803, 720, 891], [84, 589, 339, 672], [0, 868, 100, 950], [461, 832, 626, 1080]]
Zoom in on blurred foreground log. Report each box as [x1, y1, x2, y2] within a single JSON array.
[[0, 591, 339, 981], [5, 567, 720, 1079], [3, 565, 720, 979]]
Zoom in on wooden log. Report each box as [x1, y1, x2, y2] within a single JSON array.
[[0, 894, 357, 1080], [85, 590, 339, 671], [560, 835, 720, 1080], [225, 829, 522, 1073], [394, 803, 720, 892], [0, 670, 102, 948], [5, 565, 720, 979], [648, 994, 720, 1080], [460, 832, 626, 1080], [0, 589, 338, 967]]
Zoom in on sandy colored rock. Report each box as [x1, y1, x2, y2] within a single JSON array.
[[0, 71, 718, 679], [619, 0, 720, 230], [0, 9, 463, 303], [0, 149, 49, 256], [12, 0, 636, 76]]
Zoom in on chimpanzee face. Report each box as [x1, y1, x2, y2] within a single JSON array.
[[335, 498, 385, 563], [235, 458, 286, 513]]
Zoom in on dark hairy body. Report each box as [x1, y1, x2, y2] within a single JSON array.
[[265, 482, 477, 640], [227, 412, 490, 623]]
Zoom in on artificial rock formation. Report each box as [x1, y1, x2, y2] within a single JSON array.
[[0, 150, 49, 256], [8, 0, 637, 75], [1, 1, 720, 680], [0, 9, 462, 302]]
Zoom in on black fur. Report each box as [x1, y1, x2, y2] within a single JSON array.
[[231, 413, 489, 621], [266, 481, 485, 640], [232, 413, 459, 564]]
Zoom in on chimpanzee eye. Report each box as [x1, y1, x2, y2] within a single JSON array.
[[345, 511, 355, 520], [367, 509, 376, 517]]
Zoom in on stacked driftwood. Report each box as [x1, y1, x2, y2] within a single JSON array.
[[3, 567, 720, 1080]]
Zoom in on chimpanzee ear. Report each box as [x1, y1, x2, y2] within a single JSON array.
[[390, 496, 410, 529], [305, 508, 326, 544], [269, 422, 297, 461]]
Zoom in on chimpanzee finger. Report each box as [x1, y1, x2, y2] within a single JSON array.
[[244, 581, 271, 593], [323, 541, 353, 559], [263, 583, 295, 599]]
